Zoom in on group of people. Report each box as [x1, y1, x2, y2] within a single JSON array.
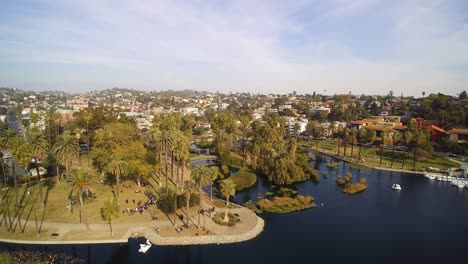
[[199, 207, 216, 217], [122, 188, 158, 216]]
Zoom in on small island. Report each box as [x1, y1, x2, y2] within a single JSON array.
[[245, 195, 316, 214], [343, 178, 368, 194]]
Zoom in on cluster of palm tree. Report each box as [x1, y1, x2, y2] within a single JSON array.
[[0, 126, 84, 233]]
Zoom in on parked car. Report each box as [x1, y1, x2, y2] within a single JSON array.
[[29, 167, 47, 176]]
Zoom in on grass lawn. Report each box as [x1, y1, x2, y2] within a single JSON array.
[[300, 140, 459, 171]]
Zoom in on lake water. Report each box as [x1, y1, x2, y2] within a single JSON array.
[[2, 154, 468, 263]]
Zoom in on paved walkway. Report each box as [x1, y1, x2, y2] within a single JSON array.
[[0, 198, 264, 246]]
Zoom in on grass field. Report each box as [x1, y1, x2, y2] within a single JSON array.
[[300, 140, 459, 171]]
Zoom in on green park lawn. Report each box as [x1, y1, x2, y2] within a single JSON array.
[[300, 140, 459, 171]]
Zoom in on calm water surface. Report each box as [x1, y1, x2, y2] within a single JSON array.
[[2, 155, 468, 263]]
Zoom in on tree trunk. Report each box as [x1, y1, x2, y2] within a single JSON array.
[[337, 138, 341, 156], [358, 143, 362, 161], [173, 189, 178, 225], [116, 174, 120, 200], [185, 190, 190, 213], [379, 141, 384, 167], [350, 142, 354, 160], [165, 152, 169, 195], [210, 178, 213, 203], [35, 158, 45, 208], [198, 185, 202, 230], [79, 191, 90, 231], [390, 137, 396, 168], [56, 165, 60, 183], [109, 220, 113, 236], [343, 139, 347, 158], [413, 150, 417, 171], [171, 151, 175, 180], [12, 162, 20, 207], [401, 149, 407, 169], [223, 195, 230, 222]]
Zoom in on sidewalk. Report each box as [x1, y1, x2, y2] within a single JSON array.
[[0, 198, 264, 246]]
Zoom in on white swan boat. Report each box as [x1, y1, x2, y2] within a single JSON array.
[[392, 184, 402, 191], [139, 239, 152, 253]]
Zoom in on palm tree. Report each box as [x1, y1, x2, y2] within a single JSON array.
[[191, 165, 209, 229], [68, 169, 95, 231], [357, 129, 363, 161], [52, 130, 80, 182], [156, 131, 175, 194], [172, 133, 190, 189], [8, 137, 24, 207], [379, 132, 387, 167], [401, 131, 413, 169], [101, 198, 120, 236], [104, 159, 127, 201], [25, 130, 48, 208], [390, 131, 401, 168], [219, 179, 236, 222], [0, 129, 17, 186], [343, 128, 350, 158], [349, 128, 357, 160], [208, 166, 220, 202], [412, 131, 428, 170]]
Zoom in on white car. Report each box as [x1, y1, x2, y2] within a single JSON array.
[[29, 167, 47, 176]]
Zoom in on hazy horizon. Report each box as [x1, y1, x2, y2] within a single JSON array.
[[1, 0, 467, 97]]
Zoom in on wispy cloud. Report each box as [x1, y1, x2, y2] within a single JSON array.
[[0, 0, 466, 95]]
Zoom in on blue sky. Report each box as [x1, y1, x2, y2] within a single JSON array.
[[1, 0, 467, 96]]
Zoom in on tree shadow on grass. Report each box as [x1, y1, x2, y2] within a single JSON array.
[[0, 188, 14, 230]]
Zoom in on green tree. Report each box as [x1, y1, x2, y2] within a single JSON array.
[[191, 165, 210, 229], [219, 179, 236, 222], [68, 169, 96, 231], [155, 130, 175, 194], [25, 130, 48, 207], [101, 198, 120, 236], [104, 159, 127, 200], [52, 130, 80, 182]]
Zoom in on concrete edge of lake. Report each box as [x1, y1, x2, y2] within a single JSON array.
[[0, 206, 264, 246]]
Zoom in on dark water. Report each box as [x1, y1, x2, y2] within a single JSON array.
[[2, 155, 468, 264]]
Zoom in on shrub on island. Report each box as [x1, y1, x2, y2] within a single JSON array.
[[326, 162, 340, 168], [337, 172, 353, 185], [254, 195, 316, 214], [343, 178, 368, 194]]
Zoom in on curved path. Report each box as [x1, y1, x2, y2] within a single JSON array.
[[0, 201, 264, 246]]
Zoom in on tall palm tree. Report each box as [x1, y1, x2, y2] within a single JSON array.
[[191, 165, 209, 229], [412, 131, 427, 171], [208, 166, 220, 202], [357, 129, 363, 161], [104, 159, 127, 201], [8, 137, 24, 207], [172, 133, 190, 190], [67, 169, 95, 231], [52, 131, 80, 182], [390, 131, 401, 168], [0, 129, 17, 186], [101, 198, 120, 236], [349, 128, 357, 160], [379, 132, 388, 167], [156, 131, 175, 194], [25, 130, 48, 208], [219, 179, 236, 222], [401, 131, 413, 169], [343, 128, 350, 158]]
